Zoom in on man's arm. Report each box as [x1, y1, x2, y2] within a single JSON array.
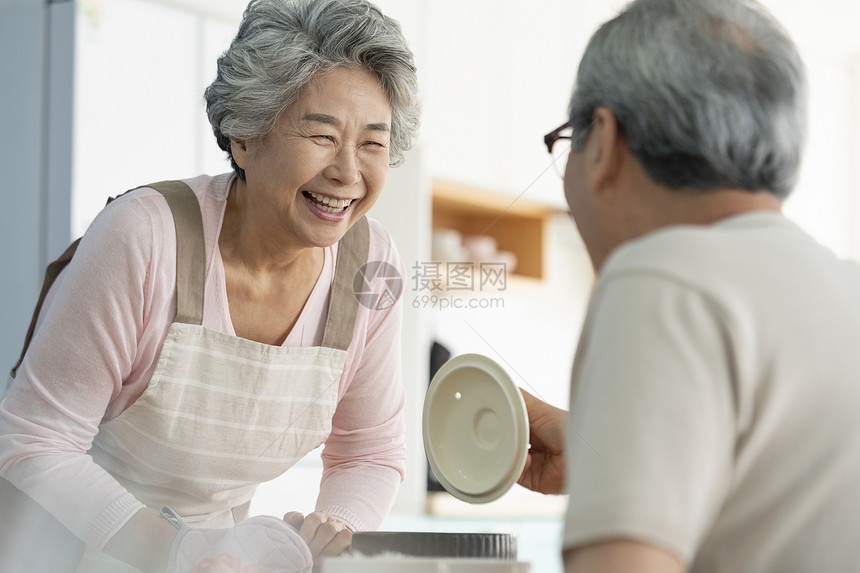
[[564, 539, 685, 573]]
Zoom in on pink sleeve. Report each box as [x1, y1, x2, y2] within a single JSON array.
[[316, 219, 407, 531], [0, 192, 172, 549]]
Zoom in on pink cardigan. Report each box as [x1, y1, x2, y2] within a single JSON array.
[[0, 173, 406, 549]]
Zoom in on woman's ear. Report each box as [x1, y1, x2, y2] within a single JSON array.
[[231, 138, 249, 170], [584, 107, 623, 194]]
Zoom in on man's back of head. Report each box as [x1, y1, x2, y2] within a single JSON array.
[[567, 0, 807, 200]]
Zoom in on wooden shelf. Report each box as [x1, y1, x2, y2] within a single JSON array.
[[432, 180, 554, 280]]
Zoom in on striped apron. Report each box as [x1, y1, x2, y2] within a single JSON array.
[[77, 183, 369, 572]]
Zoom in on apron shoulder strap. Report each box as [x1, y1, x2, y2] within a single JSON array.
[[10, 180, 204, 378], [147, 180, 206, 325], [321, 216, 370, 351]]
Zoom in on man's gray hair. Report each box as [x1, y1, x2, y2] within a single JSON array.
[[569, 0, 807, 198], [205, 0, 420, 178]]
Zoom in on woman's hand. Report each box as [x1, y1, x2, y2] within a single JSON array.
[[283, 511, 352, 563], [161, 508, 312, 573], [517, 388, 568, 495]]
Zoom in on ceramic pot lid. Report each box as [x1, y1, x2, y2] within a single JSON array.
[[423, 353, 529, 503]]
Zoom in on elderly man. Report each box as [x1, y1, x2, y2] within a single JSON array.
[[518, 0, 860, 571]]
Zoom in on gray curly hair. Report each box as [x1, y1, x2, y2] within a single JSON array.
[[205, 0, 421, 178]]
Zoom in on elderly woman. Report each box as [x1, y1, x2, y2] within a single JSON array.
[[0, 0, 420, 571]]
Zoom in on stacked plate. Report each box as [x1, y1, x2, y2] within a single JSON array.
[[326, 529, 528, 572], [322, 556, 529, 572], [351, 531, 516, 560]]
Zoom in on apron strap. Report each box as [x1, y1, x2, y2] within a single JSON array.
[[10, 180, 204, 378], [10, 239, 82, 377], [148, 180, 206, 325], [321, 216, 370, 351]]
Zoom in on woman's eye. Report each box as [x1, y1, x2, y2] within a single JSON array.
[[312, 134, 335, 143]]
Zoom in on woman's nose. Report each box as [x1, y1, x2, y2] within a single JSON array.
[[325, 146, 361, 185]]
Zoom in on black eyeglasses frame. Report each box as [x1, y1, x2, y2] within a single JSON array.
[[544, 120, 573, 154]]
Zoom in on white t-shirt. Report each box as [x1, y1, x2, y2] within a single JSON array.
[[0, 173, 406, 549], [563, 212, 860, 572]]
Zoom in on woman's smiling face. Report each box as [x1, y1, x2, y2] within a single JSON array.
[[232, 66, 393, 249]]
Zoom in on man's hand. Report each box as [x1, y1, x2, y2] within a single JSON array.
[[283, 511, 352, 564], [517, 388, 567, 495]]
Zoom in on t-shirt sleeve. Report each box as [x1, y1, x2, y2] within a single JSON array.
[[316, 219, 407, 532], [0, 193, 168, 549], [562, 270, 736, 563]]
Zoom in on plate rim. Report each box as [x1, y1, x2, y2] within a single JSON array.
[[423, 353, 529, 503]]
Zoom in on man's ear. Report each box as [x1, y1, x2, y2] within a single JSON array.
[[584, 107, 623, 194], [231, 138, 249, 170]]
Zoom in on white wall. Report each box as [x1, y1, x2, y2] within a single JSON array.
[[418, 0, 626, 210], [764, 2, 860, 260], [72, 0, 238, 236]]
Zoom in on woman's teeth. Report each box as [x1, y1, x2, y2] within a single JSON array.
[[305, 191, 352, 213]]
